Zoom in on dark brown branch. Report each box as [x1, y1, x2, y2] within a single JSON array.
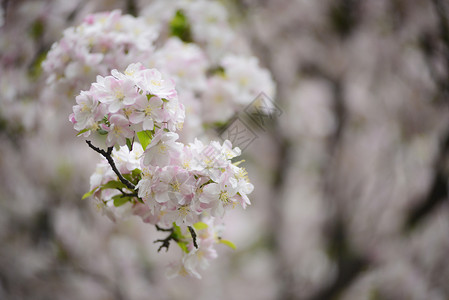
[[115, 188, 138, 198], [86, 140, 136, 191], [405, 126, 449, 230], [188, 226, 198, 249], [432, 0, 449, 74], [424, 0, 449, 99], [405, 1, 449, 229], [309, 218, 367, 300], [154, 225, 176, 252], [125, 0, 138, 17], [300, 61, 369, 300]]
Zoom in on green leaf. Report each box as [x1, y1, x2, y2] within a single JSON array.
[[213, 121, 227, 128], [102, 116, 110, 125], [29, 19, 45, 40], [177, 241, 189, 253], [101, 180, 127, 190], [169, 10, 193, 42], [207, 65, 225, 77], [97, 129, 108, 135], [126, 138, 133, 151], [137, 130, 153, 150], [131, 168, 142, 178], [82, 180, 128, 200], [123, 169, 142, 185], [28, 50, 47, 79], [76, 128, 90, 136], [193, 222, 208, 231], [219, 239, 236, 250], [122, 173, 132, 182], [172, 223, 184, 240], [82, 187, 99, 200], [112, 195, 130, 207]]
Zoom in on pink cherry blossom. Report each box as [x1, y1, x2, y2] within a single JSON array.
[[128, 95, 164, 131], [103, 114, 134, 147], [142, 131, 182, 166], [91, 75, 140, 113], [136, 68, 177, 100]]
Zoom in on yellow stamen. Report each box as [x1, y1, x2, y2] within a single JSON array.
[[113, 126, 123, 137], [151, 79, 162, 87], [178, 205, 190, 217], [158, 144, 167, 154], [123, 108, 133, 117], [219, 191, 231, 204], [182, 161, 190, 169], [144, 105, 152, 116], [80, 103, 90, 112], [170, 180, 180, 192], [114, 89, 125, 100]]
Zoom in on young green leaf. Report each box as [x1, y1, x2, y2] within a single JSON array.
[[82, 187, 99, 200], [193, 222, 208, 231], [97, 129, 108, 135], [101, 180, 127, 190], [131, 168, 142, 178], [126, 137, 133, 151], [137, 130, 153, 150], [219, 239, 237, 250], [172, 223, 184, 240], [177, 241, 189, 253], [82, 180, 128, 200], [169, 10, 193, 42], [123, 168, 142, 185], [76, 128, 90, 136], [112, 195, 130, 207]]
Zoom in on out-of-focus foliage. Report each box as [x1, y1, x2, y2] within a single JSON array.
[[1, 0, 449, 299]]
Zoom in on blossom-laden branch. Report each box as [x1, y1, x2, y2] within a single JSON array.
[[86, 140, 136, 191], [72, 64, 253, 279], [154, 225, 177, 252], [39, 0, 266, 279], [154, 225, 199, 252]]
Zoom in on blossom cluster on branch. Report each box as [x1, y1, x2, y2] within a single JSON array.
[[42, 0, 273, 279], [42, 10, 158, 94], [70, 63, 184, 146], [69, 64, 253, 278], [42, 5, 275, 140]]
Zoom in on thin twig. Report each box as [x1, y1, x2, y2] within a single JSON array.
[[154, 225, 176, 252], [115, 188, 138, 198], [155, 225, 172, 232], [86, 140, 136, 191], [188, 226, 198, 249]]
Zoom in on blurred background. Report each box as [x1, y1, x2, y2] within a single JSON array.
[[1, 0, 449, 299]]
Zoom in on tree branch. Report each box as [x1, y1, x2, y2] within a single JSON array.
[[188, 226, 198, 249], [154, 225, 176, 252], [432, 0, 449, 76], [300, 61, 369, 300], [86, 140, 136, 191], [404, 126, 449, 230]]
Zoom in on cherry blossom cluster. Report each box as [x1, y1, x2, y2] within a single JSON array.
[[52, 0, 268, 280], [72, 63, 253, 278], [69, 63, 184, 147], [42, 10, 158, 94], [165, 218, 222, 279], [43, 4, 276, 136], [142, 0, 238, 61], [135, 136, 252, 226], [85, 134, 252, 278]]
